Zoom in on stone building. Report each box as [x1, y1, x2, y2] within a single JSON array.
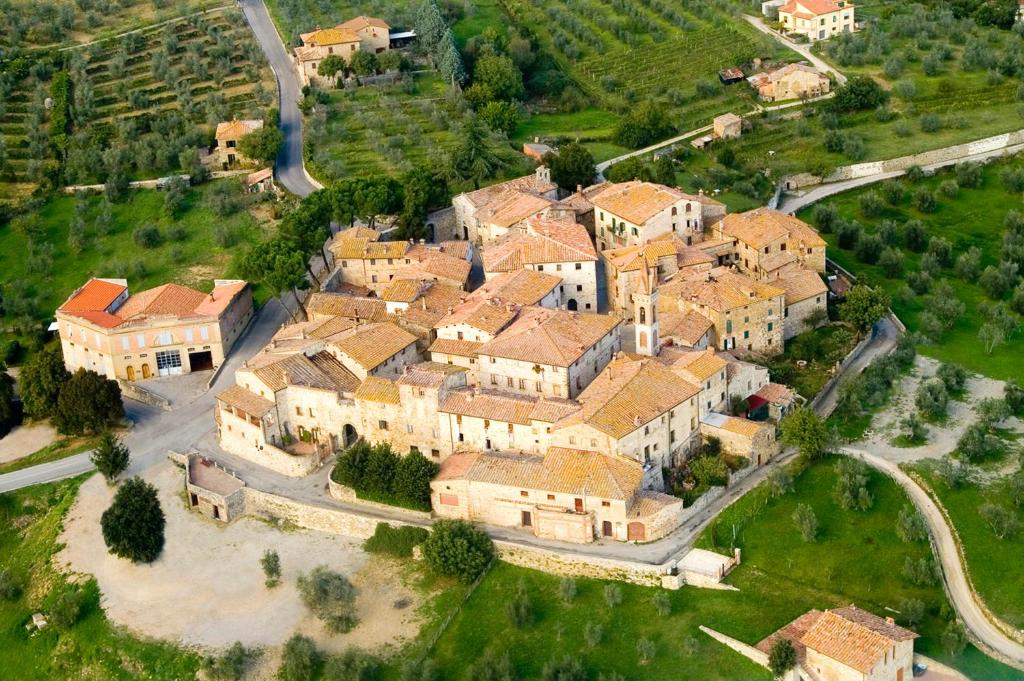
[[481, 216, 600, 312], [755, 606, 916, 681], [475, 307, 622, 399], [452, 166, 559, 244], [699, 412, 778, 465], [713, 208, 827, 280], [431, 447, 684, 543], [748, 63, 831, 102], [591, 181, 722, 251], [185, 454, 245, 522], [658, 268, 786, 356], [713, 113, 743, 140], [778, 0, 855, 42], [293, 16, 392, 86], [550, 354, 701, 470], [775, 269, 829, 340], [603, 236, 715, 321], [213, 120, 263, 168], [56, 278, 253, 382]]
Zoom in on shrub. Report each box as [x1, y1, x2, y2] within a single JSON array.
[[913, 188, 936, 212], [905, 165, 925, 183], [1005, 379, 1024, 415], [768, 468, 794, 497], [833, 457, 873, 511], [584, 620, 604, 648], [793, 503, 818, 542], [690, 455, 728, 487], [0, 569, 23, 601], [920, 113, 942, 132], [542, 655, 586, 681], [652, 590, 671, 616], [279, 634, 320, 681], [505, 583, 534, 628], [100, 476, 165, 563], [836, 220, 862, 249], [324, 650, 381, 681], [636, 638, 656, 665], [132, 224, 163, 248], [942, 621, 967, 656], [896, 506, 928, 542], [903, 556, 937, 586], [559, 576, 577, 603], [936, 363, 967, 394], [956, 162, 983, 188], [878, 220, 901, 245], [768, 639, 797, 677], [854, 233, 884, 264], [204, 642, 260, 680], [936, 455, 969, 489], [955, 247, 982, 279], [297, 566, 358, 633], [937, 179, 959, 198], [812, 203, 838, 232], [979, 503, 1019, 539], [261, 549, 281, 587], [883, 180, 905, 205], [468, 651, 513, 681], [364, 523, 429, 557], [422, 519, 494, 582], [927, 236, 953, 266], [900, 598, 926, 626], [49, 588, 86, 629], [332, 441, 438, 510], [90, 431, 130, 483], [879, 247, 904, 278], [603, 583, 623, 607], [915, 379, 948, 420]]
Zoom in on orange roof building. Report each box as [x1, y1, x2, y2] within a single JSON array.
[[591, 182, 720, 251], [56, 278, 253, 382], [778, 0, 855, 42], [294, 15, 392, 86], [452, 166, 560, 245]]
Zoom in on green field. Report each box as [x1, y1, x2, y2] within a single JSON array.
[[0, 181, 272, 349], [797, 158, 1024, 381], [424, 458, 1021, 680], [910, 460, 1024, 632], [0, 476, 202, 679]]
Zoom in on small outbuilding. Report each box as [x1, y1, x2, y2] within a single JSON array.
[[713, 113, 743, 141], [185, 454, 245, 522], [246, 167, 275, 193], [718, 67, 745, 85]]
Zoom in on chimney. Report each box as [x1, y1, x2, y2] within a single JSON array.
[[885, 616, 895, 626], [282, 370, 291, 385], [534, 136, 539, 143], [734, 547, 741, 565]]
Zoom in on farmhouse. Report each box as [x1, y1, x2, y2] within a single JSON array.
[[481, 216, 600, 312], [430, 447, 684, 543], [56, 277, 253, 382], [293, 16, 392, 85], [452, 166, 559, 244], [748, 63, 831, 101], [213, 119, 263, 168], [475, 307, 622, 399], [592, 181, 719, 250], [658, 268, 786, 356], [778, 0, 855, 42], [755, 606, 917, 681]]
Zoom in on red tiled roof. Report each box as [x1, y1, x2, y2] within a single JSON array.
[[59, 278, 127, 315]]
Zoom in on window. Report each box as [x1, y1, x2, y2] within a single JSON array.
[[767, 322, 774, 332], [575, 263, 582, 270], [556, 264, 562, 272], [507, 377, 514, 388], [121, 337, 130, 351], [158, 331, 172, 345], [309, 408, 315, 417], [537, 265, 544, 271], [519, 378, 525, 389], [378, 420, 389, 430], [296, 406, 303, 416], [743, 330, 750, 339], [547, 494, 555, 501], [601, 500, 610, 507], [200, 326, 209, 341], [576, 284, 582, 291], [490, 375, 498, 385], [185, 329, 194, 343], [137, 334, 146, 348], [671, 206, 677, 216]]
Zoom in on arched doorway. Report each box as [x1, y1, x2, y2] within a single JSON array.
[[638, 331, 648, 350], [343, 424, 358, 448], [141, 364, 152, 379], [566, 298, 578, 311], [126, 366, 136, 381], [627, 522, 646, 541]]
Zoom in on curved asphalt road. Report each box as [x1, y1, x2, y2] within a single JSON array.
[[846, 447, 1024, 671], [239, 0, 322, 197]]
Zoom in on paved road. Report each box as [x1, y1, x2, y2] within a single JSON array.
[[779, 141, 1024, 214], [0, 301, 290, 494], [846, 447, 1024, 671], [743, 15, 847, 85], [239, 0, 322, 198]]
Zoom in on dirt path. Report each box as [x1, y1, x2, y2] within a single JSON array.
[[56, 464, 424, 653], [0, 422, 59, 465]]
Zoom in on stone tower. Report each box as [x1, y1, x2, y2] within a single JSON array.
[[634, 265, 659, 356]]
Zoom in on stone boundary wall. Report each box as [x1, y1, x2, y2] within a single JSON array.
[[118, 380, 172, 411], [699, 625, 770, 668], [809, 331, 873, 415], [496, 541, 667, 587], [327, 478, 432, 521], [242, 488, 411, 539]]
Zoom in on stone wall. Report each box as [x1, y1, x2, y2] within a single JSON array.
[[496, 541, 667, 587], [327, 478, 432, 521], [427, 206, 459, 243], [242, 488, 421, 538], [118, 380, 172, 410], [698, 626, 770, 668]]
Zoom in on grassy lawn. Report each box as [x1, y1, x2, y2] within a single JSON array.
[[424, 458, 1023, 679], [910, 460, 1024, 632], [0, 475, 202, 679], [0, 181, 273, 349], [511, 108, 620, 145], [697, 457, 1023, 681], [797, 158, 1024, 381], [0, 436, 97, 475]]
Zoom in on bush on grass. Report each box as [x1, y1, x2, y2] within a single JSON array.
[[364, 523, 429, 558]]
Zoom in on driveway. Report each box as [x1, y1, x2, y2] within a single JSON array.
[[239, 0, 322, 197], [0, 300, 290, 494], [845, 447, 1024, 670], [743, 15, 847, 85]]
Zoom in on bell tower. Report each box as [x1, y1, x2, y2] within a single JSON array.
[[634, 265, 659, 356]]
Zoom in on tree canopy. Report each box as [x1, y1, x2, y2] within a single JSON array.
[[238, 125, 284, 164], [839, 285, 891, 334], [53, 368, 124, 435], [422, 519, 495, 582], [91, 431, 131, 483], [831, 75, 889, 112], [780, 407, 831, 460], [544, 142, 595, 192], [18, 344, 70, 419], [612, 103, 675, 149], [101, 476, 165, 563]]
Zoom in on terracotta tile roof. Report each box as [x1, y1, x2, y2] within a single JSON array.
[[440, 388, 539, 425], [393, 282, 467, 328], [800, 607, 916, 674], [329, 322, 417, 371], [476, 270, 561, 306], [117, 283, 206, 319], [246, 168, 273, 185], [438, 447, 644, 500], [215, 119, 263, 140], [397, 361, 467, 389], [438, 241, 473, 260], [660, 268, 784, 312], [756, 609, 824, 661], [628, 490, 683, 518], [336, 226, 380, 242], [659, 310, 713, 346], [755, 382, 795, 404], [776, 269, 828, 305], [478, 307, 620, 367], [701, 412, 766, 438], [247, 349, 360, 393], [393, 252, 471, 286], [769, 63, 828, 83], [558, 356, 699, 438], [217, 384, 275, 417], [480, 191, 554, 229], [354, 376, 401, 404], [760, 250, 798, 273], [603, 241, 678, 273], [666, 348, 728, 382], [59, 278, 127, 315], [779, 0, 846, 16], [195, 281, 249, 316], [460, 171, 557, 210], [438, 300, 519, 337], [717, 208, 826, 250], [428, 337, 482, 358], [271, 316, 360, 343], [591, 181, 697, 225], [337, 15, 390, 31], [300, 26, 360, 46], [381, 279, 427, 303], [305, 293, 390, 322], [530, 397, 581, 423], [482, 218, 597, 273]]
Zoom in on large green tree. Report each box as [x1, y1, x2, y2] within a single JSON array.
[[18, 344, 71, 419], [473, 54, 525, 101], [238, 125, 284, 165], [101, 476, 165, 563], [422, 519, 495, 582], [839, 285, 891, 335], [544, 142, 595, 192], [239, 238, 309, 321], [780, 407, 831, 460], [612, 102, 675, 148], [0, 362, 15, 427], [53, 368, 124, 435], [91, 431, 131, 483], [446, 113, 503, 189]]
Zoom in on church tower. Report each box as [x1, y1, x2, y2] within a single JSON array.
[[634, 265, 659, 356]]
